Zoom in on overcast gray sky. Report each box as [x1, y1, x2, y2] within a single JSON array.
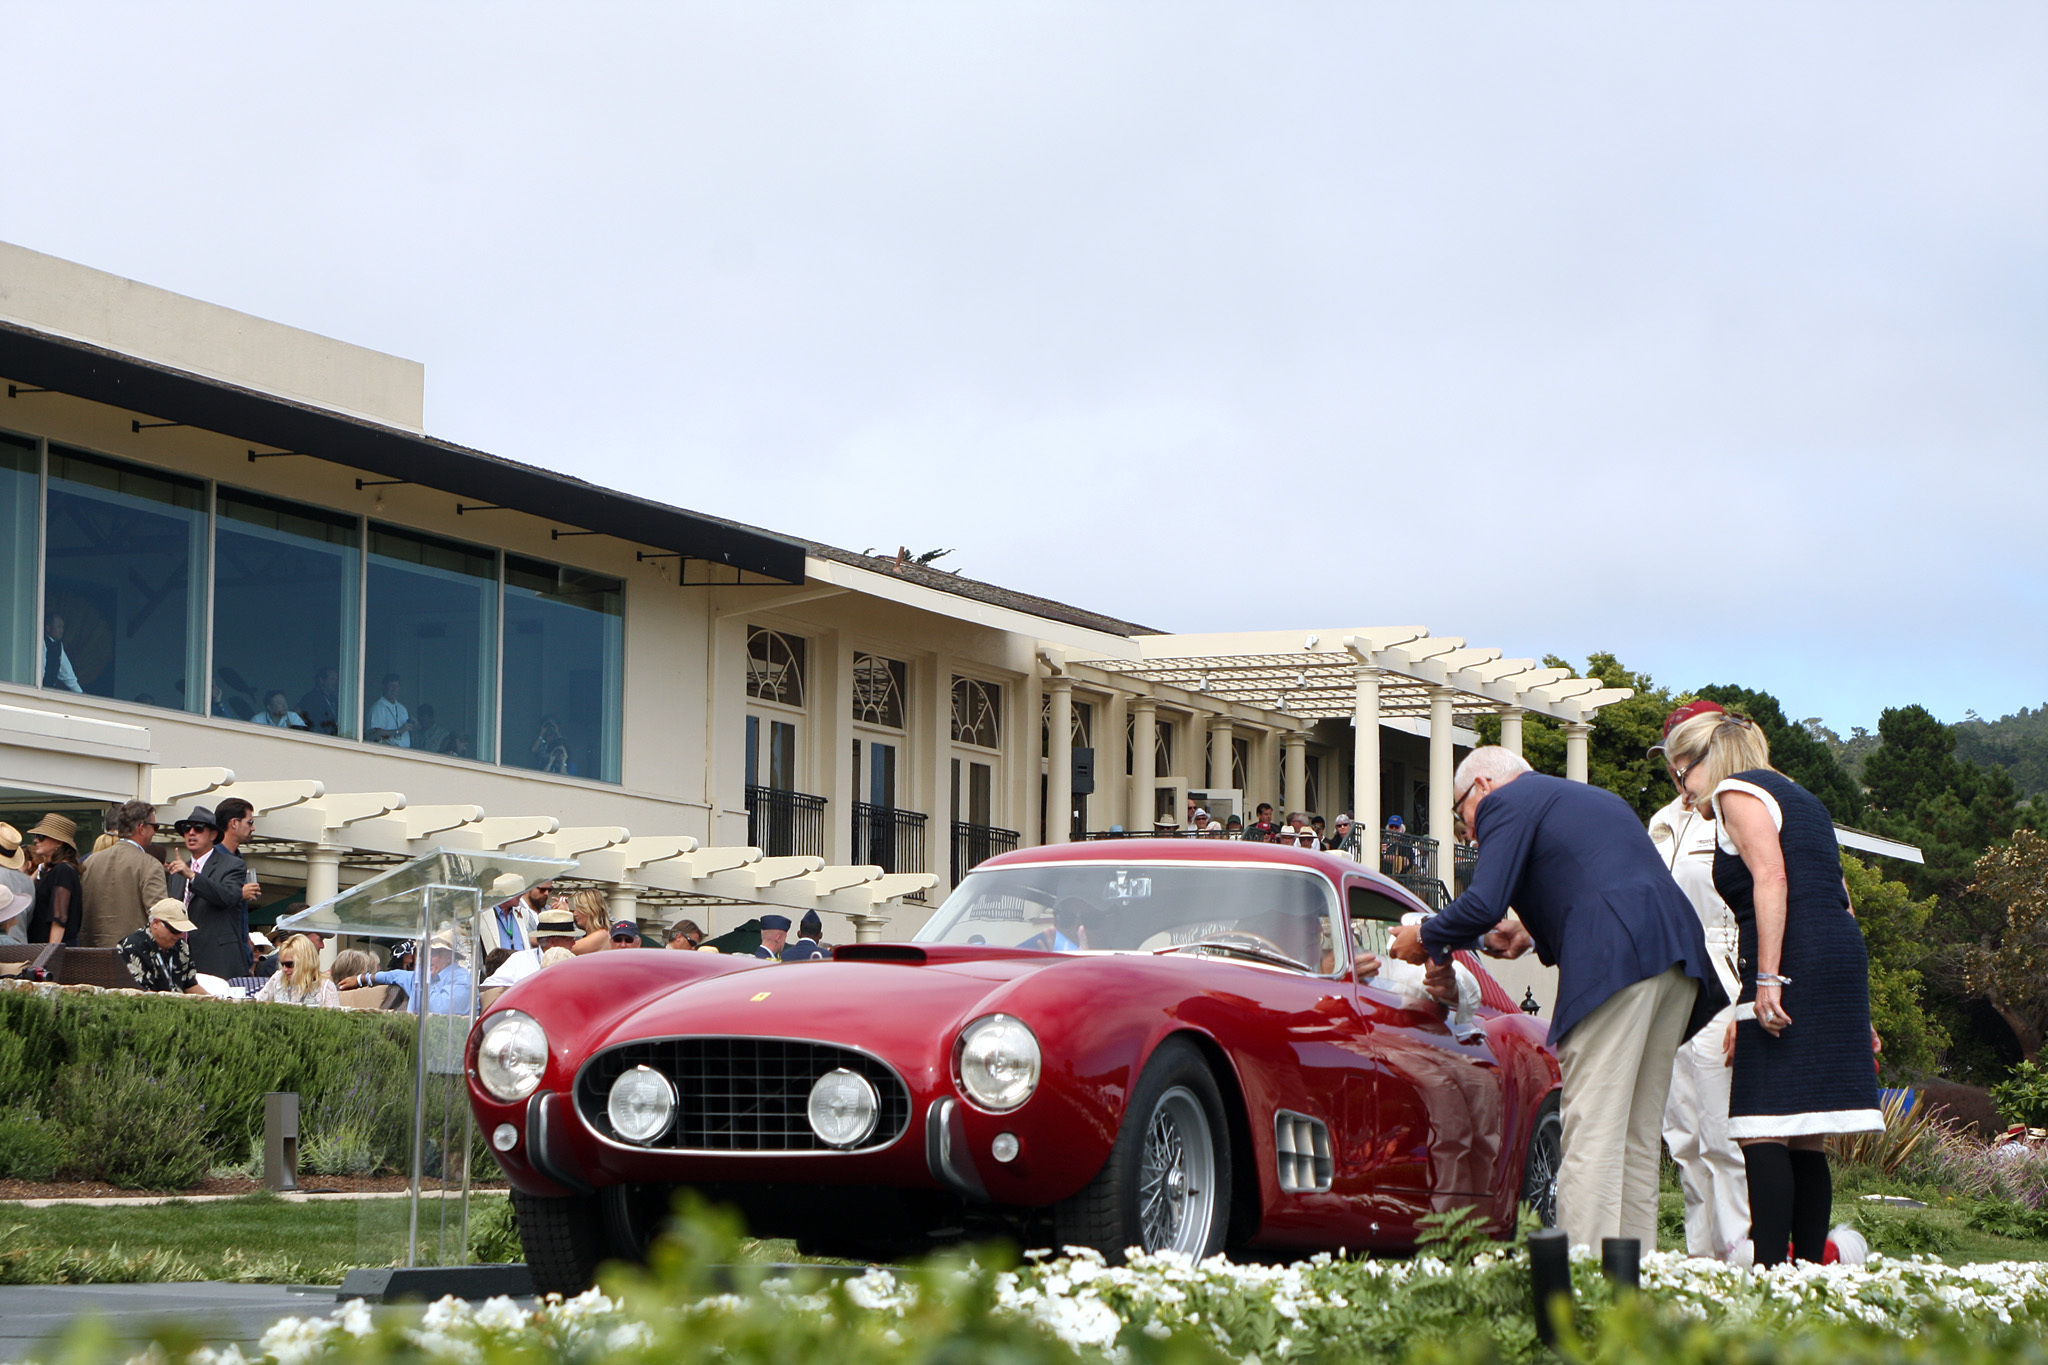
[[6, 3, 2043, 734]]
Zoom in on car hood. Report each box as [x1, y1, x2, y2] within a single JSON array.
[[594, 948, 1057, 1065]]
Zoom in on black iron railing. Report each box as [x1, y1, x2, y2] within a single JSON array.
[[1375, 829, 1445, 908], [746, 785, 827, 858], [952, 821, 1021, 881], [853, 802, 928, 875]]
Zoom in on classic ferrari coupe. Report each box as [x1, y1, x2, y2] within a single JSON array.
[[468, 839, 1562, 1292]]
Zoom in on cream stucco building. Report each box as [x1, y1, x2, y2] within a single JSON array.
[[0, 242, 1630, 989]]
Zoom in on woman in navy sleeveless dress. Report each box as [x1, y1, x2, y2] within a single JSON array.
[[1669, 712, 1879, 1267]]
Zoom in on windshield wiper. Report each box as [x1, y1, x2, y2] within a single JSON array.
[[1158, 933, 1312, 973]]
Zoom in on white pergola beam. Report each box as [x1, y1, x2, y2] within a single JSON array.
[[509, 826, 630, 859], [575, 835, 699, 883], [212, 779, 325, 813], [149, 767, 234, 806], [753, 855, 825, 887]]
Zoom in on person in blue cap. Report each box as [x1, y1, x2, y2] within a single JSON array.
[[753, 914, 791, 960], [782, 910, 827, 961], [1381, 814, 1412, 876]]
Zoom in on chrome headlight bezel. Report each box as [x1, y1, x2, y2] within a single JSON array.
[[607, 1064, 677, 1144], [953, 1013, 1042, 1113], [475, 1009, 549, 1102], [806, 1067, 880, 1148]]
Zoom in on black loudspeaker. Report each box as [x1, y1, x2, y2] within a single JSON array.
[[1071, 747, 1096, 796]]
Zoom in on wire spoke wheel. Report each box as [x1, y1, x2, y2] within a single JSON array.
[[1521, 1099, 1563, 1228], [1137, 1085, 1218, 1256]]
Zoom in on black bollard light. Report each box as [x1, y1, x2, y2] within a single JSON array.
[[1601, 1236, 1640, 1289], [1527, 1227, 1573, 1348]]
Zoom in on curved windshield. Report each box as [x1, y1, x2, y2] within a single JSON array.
[[914, 861, 1344, 973]]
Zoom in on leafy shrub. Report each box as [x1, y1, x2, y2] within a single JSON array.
[[54, 1058, 210, 1190], [1991, 1060, 2048, 1129], [464, 1193, 521, 1265], [1966, 1198, 2048, 1241], [1847, 1203, 1961, 1256], [0, 984, 420, 1187], [0, 1103, 68, 1180]]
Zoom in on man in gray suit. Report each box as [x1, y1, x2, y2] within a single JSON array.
[[80, 801, 167, 947], [164, 804, 254, 978]]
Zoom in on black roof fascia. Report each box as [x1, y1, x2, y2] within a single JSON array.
[[0, 320, 806, 583]]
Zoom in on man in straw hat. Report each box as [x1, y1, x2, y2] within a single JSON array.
[[24, 813, 82, 945], [344, 931, 472, 1015], [79, 801, 167, 948], [115, 899, 206, 994], [478, 905, 585, 992]]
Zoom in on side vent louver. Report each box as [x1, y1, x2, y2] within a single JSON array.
[[1274, 1110, 1334, 1192]]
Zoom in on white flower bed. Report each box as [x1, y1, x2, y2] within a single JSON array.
[[179, 1246, 2048, 1364]]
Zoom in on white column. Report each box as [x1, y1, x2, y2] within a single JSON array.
[[1352, 666, 1382, 836], [849, 911, 888, 943], [303, 844, 342, 907], [1499, 706, 1525, 757], [606, 882, 641, 925], [1130, 697, 1157, 828], [1102, 691, 1129, 833], [1428, 685, 1456, 870], [1045, 676, 1074, 844], [1564, 721, 1592, 783], [1282, 731, 1308, 820], [1209, 716, 1233, 802]]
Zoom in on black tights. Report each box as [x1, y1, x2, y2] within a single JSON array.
[[1745, 1142, 1833, 1266]]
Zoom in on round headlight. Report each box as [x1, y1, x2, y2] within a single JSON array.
[[955, 1013, 1041, 1112], [807, 1068, 879, 1148], [607, 1065, 676, 1144], [475, 1009, 548, 1102]]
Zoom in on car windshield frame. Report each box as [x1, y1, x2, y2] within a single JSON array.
[[913, 858, 1350, 978]]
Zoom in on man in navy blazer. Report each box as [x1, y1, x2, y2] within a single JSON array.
[[1391, 747, 1727, 1254]]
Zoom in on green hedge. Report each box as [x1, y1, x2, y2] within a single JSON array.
[[0, 986, 468, 1189]]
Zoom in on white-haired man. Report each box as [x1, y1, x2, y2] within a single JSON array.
[[1389, 746, 1727, 1254]]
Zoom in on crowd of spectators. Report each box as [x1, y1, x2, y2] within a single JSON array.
[[0, 797, 840, 1010]]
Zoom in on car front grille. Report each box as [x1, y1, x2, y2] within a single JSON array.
[[574, 1036, 914, 1152]]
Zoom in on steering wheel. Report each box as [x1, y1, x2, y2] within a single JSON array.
[[1165, 930, 1310, 972]]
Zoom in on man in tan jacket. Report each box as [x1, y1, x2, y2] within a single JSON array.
[[79, 800, 166, 947]]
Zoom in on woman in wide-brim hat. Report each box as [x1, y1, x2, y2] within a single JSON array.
[[25, 813, 82, 946]]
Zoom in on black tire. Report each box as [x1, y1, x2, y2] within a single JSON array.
[[511, 1188, 606, 1296], [1520, 1092, 1563, 1228], [600, 1184, 669, 1264], [1053, 1038, 1231, 1263]]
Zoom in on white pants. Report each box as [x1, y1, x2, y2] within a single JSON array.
[[1555, 966, 1696, 1253], [1662, 1000, 1748, 1259]]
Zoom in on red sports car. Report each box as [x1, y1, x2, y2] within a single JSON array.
[[468, 839, 1562, 1292]]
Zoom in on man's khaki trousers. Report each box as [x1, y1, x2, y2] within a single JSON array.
[[1555, 966, 1697, 1252]]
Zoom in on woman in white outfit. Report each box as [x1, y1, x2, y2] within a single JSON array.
[[255, 934, 341, 1007], [1649, 699, 1748, 1260]]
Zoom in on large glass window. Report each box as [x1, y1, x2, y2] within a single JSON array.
[[0, 431, 37, 686], [43, 446, 206, 708], [365, 524, 497, 761], [501, 555, 622, 782], [212, 488, 360, 734]]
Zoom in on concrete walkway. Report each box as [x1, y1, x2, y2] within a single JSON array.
[[0, 1283, 378, 1362], [2, 1191, 415, 1209]]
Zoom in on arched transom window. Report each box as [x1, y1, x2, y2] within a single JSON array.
[[852, 653, 907, 728], [746, 627, 806, 708], [952, 676, 1001, 749]]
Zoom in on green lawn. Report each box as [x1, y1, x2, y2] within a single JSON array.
[[0, 1193, 493, 1285], [8, 1182, 2048, 1286]]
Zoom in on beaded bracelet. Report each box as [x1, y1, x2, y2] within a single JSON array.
[[1755, 972, 1793, 987]]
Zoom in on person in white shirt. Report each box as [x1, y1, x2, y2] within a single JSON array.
[[480, 906, 583, 992], [43, 614, 83, 692], [252, 690, 309, 728], [366, 672, 415, 746], [1649, 700, 1748, 1261]]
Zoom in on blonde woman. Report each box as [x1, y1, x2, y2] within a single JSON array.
[[255, 933, 342, 1008], [1667, 710, 1880, 1268], [567, 888, 613, 955]]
